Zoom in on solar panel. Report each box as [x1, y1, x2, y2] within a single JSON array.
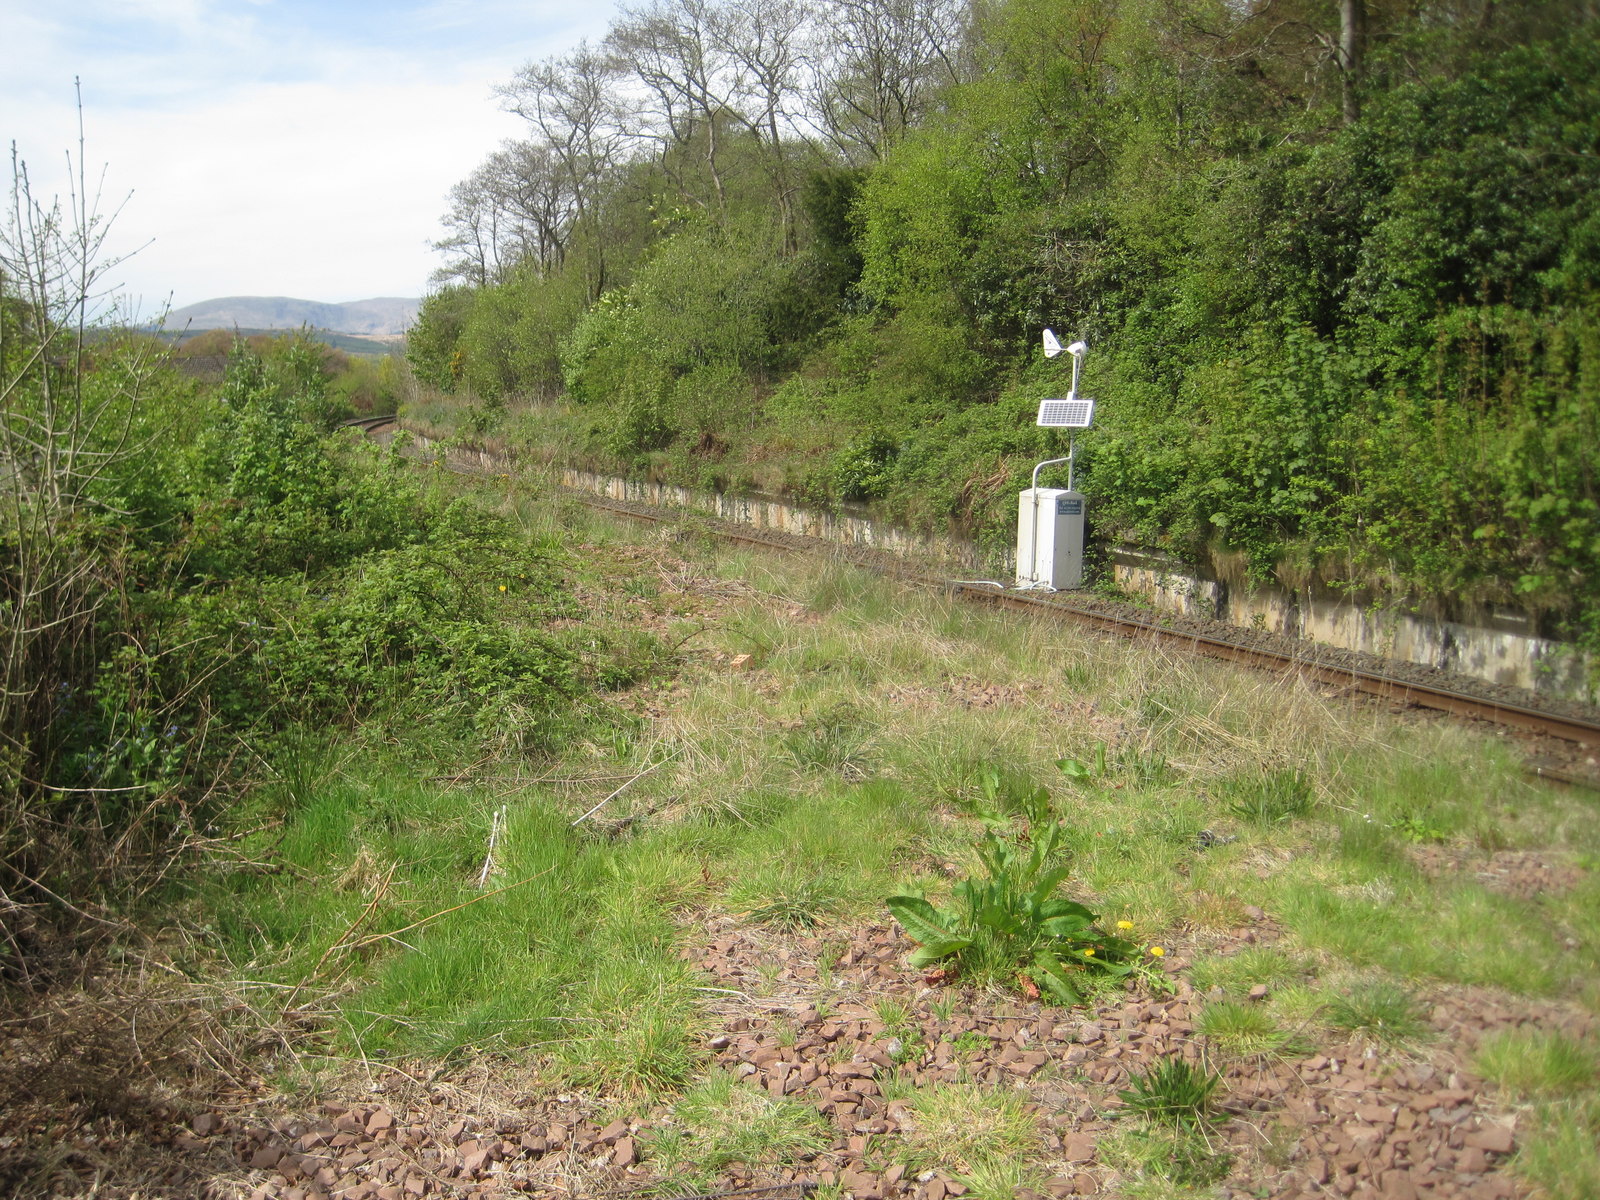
[[1036, 398, 1095, 428]]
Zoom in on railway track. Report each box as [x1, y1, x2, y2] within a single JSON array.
[[374, 429, 1600, 780], [340, 414, 400, 433], [566, 490, 1600, 760]]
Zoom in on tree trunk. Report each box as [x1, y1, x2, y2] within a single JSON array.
[[1338, 0, 1366, 125]]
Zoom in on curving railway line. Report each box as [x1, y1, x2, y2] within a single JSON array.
[[345, 416, 1600, 784]]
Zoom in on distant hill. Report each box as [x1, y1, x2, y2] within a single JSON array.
[[166, 296, 419, 337]]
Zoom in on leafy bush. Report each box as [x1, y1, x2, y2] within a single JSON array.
[[33, 337, 653, 848], [460, 263, 592, 402], [832, 431, 899, 502], [407, 285, 475, 392]]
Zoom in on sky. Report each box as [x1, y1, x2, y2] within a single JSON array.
[[1, 0, 620, 314]]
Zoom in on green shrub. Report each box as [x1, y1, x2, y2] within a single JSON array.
[[833, 431, 900, 502]]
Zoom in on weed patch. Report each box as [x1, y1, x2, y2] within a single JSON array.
[[167, 495, 1600, 1200], [887, 791, 1142, 1002]]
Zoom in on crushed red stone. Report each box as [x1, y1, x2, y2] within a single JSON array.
[[166, 914, 1596, 1200], [681, 919, 1545, 1200], [1407, 846, 1588, 901]]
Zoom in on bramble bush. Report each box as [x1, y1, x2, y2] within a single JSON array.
[[151, 344, 658, 755], [4, 326, 655, 959]]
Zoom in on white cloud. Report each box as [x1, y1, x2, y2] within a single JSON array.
[[112, 74, 523, 305], [2, 0, 619, 311]]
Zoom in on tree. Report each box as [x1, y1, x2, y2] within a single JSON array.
[[711, 0, 818, 247], [498, 43, 636, 297], [431, 164, 504, 287], [809, 0, 971, 161], [494, 140, 582, 273], [607, 0, 745, 213], [433, 142, 583, 287], [1, 93, 181, 955], [1338, 0, 1365, 123]]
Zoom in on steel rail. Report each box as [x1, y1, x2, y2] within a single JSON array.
[[338, 414, 399, 432], [948, 584, 1600, 750]]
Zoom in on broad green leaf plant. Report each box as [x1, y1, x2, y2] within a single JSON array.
[[888, 790, 1137, 1003]]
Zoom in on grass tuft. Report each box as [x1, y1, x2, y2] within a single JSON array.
[[1119, 1057, 1224, 1128], [897, 1083, 1041, 1178], [658, 1070, 829, 1173], [1196, 1000, 1313, 1060], [1475, 1029, 1598, 1098], [727, 866, 838, 930], [1100, 1122, 1233, 1195], [782, 700, 879, 778], [1322, 979, 1429, 1045], [1224, 768, 1313, 826]]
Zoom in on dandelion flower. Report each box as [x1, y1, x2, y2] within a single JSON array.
[[499, 585, 507, 592], [1117, 920, 1134, 930], [1149, 946, 1165, 957], [1083, 948, 1095, 957]]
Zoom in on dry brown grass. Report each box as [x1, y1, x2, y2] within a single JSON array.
[[0, 949, 271, 1199]]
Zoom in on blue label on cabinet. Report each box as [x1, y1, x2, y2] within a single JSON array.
[[1057, 497, 1083, 516]]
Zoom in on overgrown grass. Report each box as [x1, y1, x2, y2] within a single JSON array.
[[195, 487, 1599, 1193], [1189, 947, 1311, 998], [209, 760, 703, 1091], [1476, 1029, 1599, 1097]]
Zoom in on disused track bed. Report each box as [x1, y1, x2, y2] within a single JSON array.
[[559, 489, 1600, 753], [399, 436, 1600, 782]]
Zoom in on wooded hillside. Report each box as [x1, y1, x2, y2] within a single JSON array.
[[411, 0, 1599, 648]]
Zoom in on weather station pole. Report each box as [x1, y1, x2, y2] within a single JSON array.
[[1017, 333, 1095, 591]]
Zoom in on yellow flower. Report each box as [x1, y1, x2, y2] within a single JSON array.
[[1117, 920, 1134, 930], [1149, 946, 1165, 957], [1083, 947, 1095, 957], [498, 584, 507, 592]]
